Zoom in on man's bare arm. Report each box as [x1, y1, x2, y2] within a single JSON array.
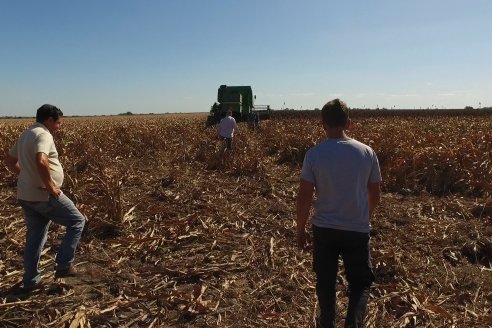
[[36, 152, 61, 198], [368, 182, 381, 218], [296, 179, 315, 249]]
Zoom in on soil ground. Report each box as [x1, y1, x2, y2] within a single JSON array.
[[0, 113, 491, 327]]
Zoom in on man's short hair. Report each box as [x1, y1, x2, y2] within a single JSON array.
[[36, 104, 63, 123], [321, 99, 349, 128]]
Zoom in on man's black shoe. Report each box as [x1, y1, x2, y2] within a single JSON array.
[[8, 281, 45, 294]]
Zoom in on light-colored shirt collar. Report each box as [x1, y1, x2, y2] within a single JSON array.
[[33, 122, 50, 133]]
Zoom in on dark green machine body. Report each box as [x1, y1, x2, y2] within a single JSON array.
[[207, 85, 270, 125]]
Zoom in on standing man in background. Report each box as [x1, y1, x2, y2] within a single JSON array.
[[6, 104, 86, 292], [218, 109, 239, 150], [217, 109, 239, 166], [296, 99, 381, 328]]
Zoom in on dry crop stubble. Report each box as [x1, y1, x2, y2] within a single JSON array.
[[0, 111, 491, 327]]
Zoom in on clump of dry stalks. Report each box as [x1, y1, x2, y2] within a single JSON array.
[[0, 111, 491, 327]]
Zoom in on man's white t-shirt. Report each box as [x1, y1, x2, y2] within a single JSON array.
[[9, 122, 64, 201], [301, 138, 381, 233], [219, 116, 238, 138]]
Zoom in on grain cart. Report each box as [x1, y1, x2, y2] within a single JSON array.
[[207, 85, 271, 126]]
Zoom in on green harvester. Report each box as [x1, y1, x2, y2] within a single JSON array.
[[207, 85, 271, 126]]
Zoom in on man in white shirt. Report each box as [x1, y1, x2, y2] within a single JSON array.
[[296, 99, 381, 328], [6, 104, 86, 292], [218, 109, 239, 150]]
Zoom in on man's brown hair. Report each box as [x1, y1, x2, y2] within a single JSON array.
[[321, 99, 349, 128]]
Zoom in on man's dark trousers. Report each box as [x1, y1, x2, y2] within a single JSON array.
[[313, 225, 375, 328]]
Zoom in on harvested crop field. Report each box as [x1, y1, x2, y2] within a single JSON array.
[[0, 110, 491, 327]]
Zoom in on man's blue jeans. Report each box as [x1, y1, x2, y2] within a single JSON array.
[[18, 193, 85, 288], [313, 225, 375, 328]]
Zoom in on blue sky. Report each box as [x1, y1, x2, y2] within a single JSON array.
[[1, 0, 491, 116]]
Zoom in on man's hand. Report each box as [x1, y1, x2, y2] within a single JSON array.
[[296, 226, 312, 251], [297, 227, 307, 250], [297, 227, 306, 249], [46, 185, 62, 199], [39, 184, 62, 199], [5, 153, 20, 175]]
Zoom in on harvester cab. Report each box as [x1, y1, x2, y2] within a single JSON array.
[[207, 85, 271, 126]]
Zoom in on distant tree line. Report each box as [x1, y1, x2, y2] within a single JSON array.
[[271, 108, 492, 120]]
